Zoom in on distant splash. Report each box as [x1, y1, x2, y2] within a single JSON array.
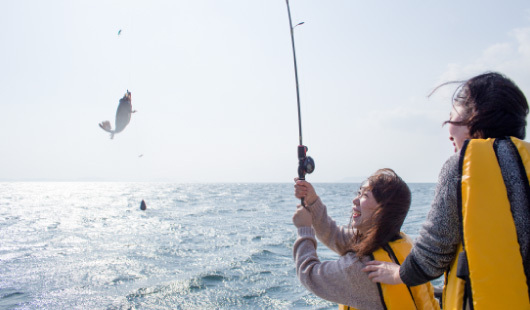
[[0, 182, 436, 309]]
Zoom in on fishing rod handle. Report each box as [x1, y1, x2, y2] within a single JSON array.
[[298, 156, 307, 209], [298, 177, 307, 209]]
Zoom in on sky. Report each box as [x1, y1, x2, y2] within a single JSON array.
[[1, 0, 530, 183]]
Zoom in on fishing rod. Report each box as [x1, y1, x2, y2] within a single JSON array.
[[285, 0, 315, 207]]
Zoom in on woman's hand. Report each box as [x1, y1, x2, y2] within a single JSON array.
[[362, 261, 403, 285], [294, 178, 318, 206], [292, 204, 312, 228]]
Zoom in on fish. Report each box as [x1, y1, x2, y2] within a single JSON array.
[[99, 91, 136, 139]]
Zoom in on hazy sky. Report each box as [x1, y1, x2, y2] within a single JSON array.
[[2, 0, 530, 183]]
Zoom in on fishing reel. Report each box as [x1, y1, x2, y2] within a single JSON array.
[[298, 145, 315, 180]]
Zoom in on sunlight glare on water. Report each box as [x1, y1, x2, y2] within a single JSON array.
[[0, 182, 436, 309]]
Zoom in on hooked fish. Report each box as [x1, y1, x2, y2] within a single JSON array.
[[99, 91, 136, 139]]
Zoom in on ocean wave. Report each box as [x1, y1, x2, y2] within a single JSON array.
[[0, 289, 27, 310]]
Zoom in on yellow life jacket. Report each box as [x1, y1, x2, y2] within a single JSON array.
[[443, 137, 530, 309], [339, 233, 440, 310]]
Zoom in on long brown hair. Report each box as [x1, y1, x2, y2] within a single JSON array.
[[347, 168, 411, 257]]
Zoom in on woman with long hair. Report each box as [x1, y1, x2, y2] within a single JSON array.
[[293, 168, 439, 309]]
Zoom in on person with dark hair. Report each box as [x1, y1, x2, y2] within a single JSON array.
[[362, 72, 530, 309], [293, 168, 440, 309]]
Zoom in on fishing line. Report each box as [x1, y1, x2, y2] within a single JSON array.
[[285, 0, 315, 207], [117, 12, 134, 90]]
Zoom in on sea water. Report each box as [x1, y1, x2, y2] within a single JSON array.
[[0, 182, 438, 309]]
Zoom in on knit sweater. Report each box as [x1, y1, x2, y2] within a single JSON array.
[[293, 198, 385, 309], [400, 139, 530, 286]]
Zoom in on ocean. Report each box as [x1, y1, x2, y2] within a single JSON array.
[[0, 182, 439, 309]]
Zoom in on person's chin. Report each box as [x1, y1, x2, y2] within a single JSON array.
[[351, 219, 362, 230]]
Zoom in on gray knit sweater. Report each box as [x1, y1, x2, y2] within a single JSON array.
[[400, 139, 530, 286], [293, 198, 385, 309]]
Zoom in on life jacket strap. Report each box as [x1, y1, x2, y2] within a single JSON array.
[[456, 251, 469, 280]]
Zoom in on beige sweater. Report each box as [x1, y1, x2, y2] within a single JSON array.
[[293, 197, 385, 309]]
